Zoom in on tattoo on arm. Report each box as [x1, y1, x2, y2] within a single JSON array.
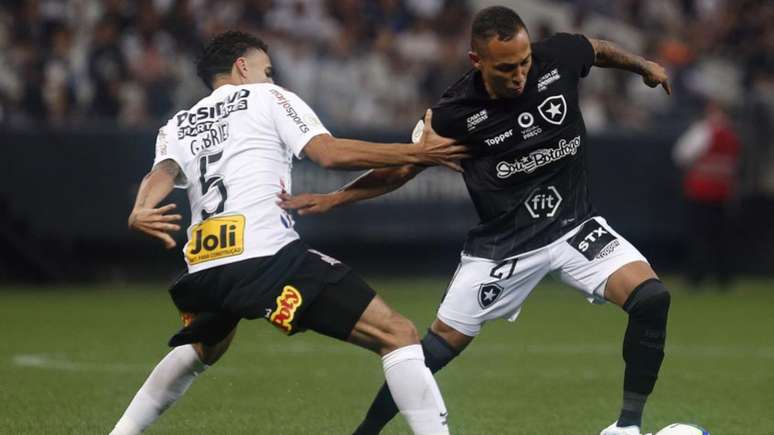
[[136, 160, 180, 208], [589, 38, 647, 75], [154, 159, 181, 178]]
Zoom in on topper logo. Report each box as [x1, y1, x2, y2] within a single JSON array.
[[270, 286, 303, 334]]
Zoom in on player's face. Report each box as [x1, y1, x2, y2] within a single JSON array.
[[236, 48, 274, 85], [470, 30, 532, 99]]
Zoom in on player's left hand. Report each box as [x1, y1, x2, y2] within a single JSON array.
[[642, 60, 672, 95], [277, 192, 337, 216], [128, 203, 182, 249]]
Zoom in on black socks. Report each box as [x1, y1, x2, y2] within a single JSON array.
[[618, 279, 671, 428]]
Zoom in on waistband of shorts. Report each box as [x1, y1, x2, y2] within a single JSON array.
[[460, 216, 605, 262]]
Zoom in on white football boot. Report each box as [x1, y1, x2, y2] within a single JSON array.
[[600, 421, 652, 435]]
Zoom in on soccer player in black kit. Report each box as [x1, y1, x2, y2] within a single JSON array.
[[280, 6, 673, 435]]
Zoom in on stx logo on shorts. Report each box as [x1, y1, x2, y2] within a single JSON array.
[[270, 286, 303, 334], [186, 215, 245, 265], [478, 283, 504, 309], [567, 219, 619, 261]]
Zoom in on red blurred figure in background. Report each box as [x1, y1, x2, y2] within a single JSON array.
[[673, 100, 741, 289]]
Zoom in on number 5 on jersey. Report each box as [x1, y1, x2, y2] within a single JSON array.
[[199, 151, 227, 220]]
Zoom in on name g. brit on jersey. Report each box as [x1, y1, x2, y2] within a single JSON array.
[[496, 135, 581, 178]]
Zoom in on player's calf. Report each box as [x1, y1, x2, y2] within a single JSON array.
[[349, 296, 449, 435], [110, 326, 237, 435], [617, 278, 671, 429]]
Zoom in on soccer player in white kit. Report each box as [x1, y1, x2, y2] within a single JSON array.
[[109, 31, 467, 435]]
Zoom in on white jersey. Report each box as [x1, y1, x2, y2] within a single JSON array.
[[152, 83, 330, 273]]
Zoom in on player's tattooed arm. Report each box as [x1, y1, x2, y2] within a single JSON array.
[[278, 165, 426, 216], [128, 159, 183, 249], [588, 38, 672, 95]]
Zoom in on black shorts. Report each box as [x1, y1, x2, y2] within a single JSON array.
[[167, 240, 375, 346]]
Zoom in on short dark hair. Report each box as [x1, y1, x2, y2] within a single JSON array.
[[471, 6, 528, 52], [196, 30, 269, 90]]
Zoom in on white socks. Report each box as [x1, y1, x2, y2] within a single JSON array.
[[110, 345, 208, 435], [382, 344, 450, 435], [111, 343, 449, 435]]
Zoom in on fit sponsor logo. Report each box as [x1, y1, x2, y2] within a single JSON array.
[[185, 215, 245, 265], [496, 135, 581, 178], [484, 129, 513, 147], [537, 69, 561, 92], [478, 283, 504, 308], [524, 186, 562, 218], [269, 88, 312, 134], [466, 109, 488, 131], [176, 89, 250, 136], [567, 219, 619, 260], [538, 94, 567, 125], [270, 286, 303, 334]]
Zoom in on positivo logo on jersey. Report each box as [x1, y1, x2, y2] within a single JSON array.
[[269, 286, 303, 334], [185, 215, 245, 265], [496, 135, 581, 178], [524, 186, 562, 218], [567, 219, 619, 261]]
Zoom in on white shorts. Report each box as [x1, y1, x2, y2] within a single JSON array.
[[437, 217, 648, 337]]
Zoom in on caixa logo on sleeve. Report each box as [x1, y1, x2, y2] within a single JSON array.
[[524, 186, 562, 218], [567, 219, 620, 261]]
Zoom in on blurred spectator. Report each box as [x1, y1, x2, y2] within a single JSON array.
[[0, 0, 772, 140], [673, 100, 741, 289]]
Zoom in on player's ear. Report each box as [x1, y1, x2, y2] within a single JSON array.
[[235, 57, 249, 79], [468, 51, 481, 69]]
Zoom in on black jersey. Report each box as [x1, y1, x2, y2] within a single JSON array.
[[432, 33, 597, 260]]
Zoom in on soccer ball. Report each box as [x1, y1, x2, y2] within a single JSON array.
[[655, 423, 710, 435]]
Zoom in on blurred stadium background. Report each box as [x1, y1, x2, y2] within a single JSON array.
[[1, 0, 773, 282], [1, 0, 773, 434]]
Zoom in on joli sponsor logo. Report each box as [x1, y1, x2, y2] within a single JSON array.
[[186, 215, 245, 265]]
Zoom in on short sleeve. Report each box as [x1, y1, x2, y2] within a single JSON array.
[[266, 86, 330, 158], [152, 122, 189, 188], [543, 33, 595, 78]]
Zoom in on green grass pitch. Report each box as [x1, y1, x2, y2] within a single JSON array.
[[1, 277, 772, 434]]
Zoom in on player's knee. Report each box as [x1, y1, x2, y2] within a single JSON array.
[[381, 314, 420, 352], [624, 279, 671, 322]]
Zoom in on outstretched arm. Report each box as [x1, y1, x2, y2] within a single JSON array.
[[302, 109, 468, 172], [278, 165, 426, 215], [128, 159, 183, 249], [588, 38, 672, 95]]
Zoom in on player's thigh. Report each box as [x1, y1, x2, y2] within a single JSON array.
[[179, 312, 239, 365], [604, 261, 658, 306], [552, 217, 653, 305], [295, 269, 418, 355], [437, 251, 548, 337], [347, 295, 421, 355]]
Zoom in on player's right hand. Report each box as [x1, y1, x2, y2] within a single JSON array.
[[277, 192, 336, 216], [414, 109, 470, 172], [128, 203, 182, 249]]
